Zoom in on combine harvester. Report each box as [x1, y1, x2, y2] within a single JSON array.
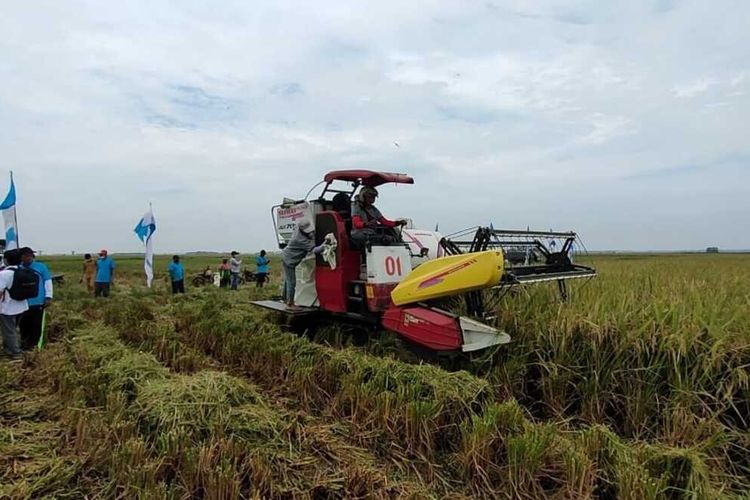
[[252, 170, 595, 354]]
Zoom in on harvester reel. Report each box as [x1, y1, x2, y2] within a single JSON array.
[[438, 226, 597, 315]]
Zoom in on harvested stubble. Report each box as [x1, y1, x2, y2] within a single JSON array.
[[35, 324, 424, 498], [102, 295, 491, 490], [0, 361, 92, 499], [96, 293, 740, 498], [103, 296, 212, 373], [126, 297, 493, 459], [97, 296, 448, 496]]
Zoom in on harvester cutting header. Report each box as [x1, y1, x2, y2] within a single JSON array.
[[252, 170, 596, 354]]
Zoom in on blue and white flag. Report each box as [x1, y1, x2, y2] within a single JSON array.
[[134, 207, 156, 287], [0, 174, 18, 250]]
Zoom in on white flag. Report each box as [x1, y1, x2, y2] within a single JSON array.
[[134, 207, 156, 287]]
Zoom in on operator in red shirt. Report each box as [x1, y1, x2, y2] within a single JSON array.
[[350, 186, 407, 247]]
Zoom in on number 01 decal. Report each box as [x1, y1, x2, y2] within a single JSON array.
[[384, 256, 403, 276]]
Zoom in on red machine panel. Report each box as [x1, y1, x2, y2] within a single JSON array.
[[381, 306, 463, 351], [323, 170, 414, 187], [365, 282, 398, 312], [315, 212, 361, 313]]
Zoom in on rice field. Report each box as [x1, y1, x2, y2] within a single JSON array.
[[2, 252, 749, 498]]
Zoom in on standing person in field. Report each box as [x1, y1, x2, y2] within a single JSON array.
[[168, 255, 185, 294], [0, 250, 30, 362], [229, 251, 242, 290], [255, 250, 269, 288], [282, 221, 323, 309], [218, 258, 231, 288], [80, 253, 97, 292], [19, 247, 53, 351], [94, 249, 116, 298]]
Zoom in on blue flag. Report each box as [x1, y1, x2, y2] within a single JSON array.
[[134, 213, 156, 243], [134, 208, 156, 286], [1, 174, 18, 249]]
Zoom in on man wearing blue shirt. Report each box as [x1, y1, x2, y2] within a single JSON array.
[[168, 255, 185, 294], [255, 250, 269, 288], [19, 247, 53, 351], [95, 249, 116, 297]]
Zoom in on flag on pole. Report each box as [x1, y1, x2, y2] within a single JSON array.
[[0, 173, 18, 250], [134, 206, 156, 287]]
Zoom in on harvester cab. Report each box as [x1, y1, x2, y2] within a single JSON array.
[[252, 170, 595, 354]]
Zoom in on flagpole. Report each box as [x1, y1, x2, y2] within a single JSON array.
[[147, 202, 154, 288], [11, 171, 18, 247], [149, 201, 152, 287]]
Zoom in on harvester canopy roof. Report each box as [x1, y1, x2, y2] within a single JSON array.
[[324, 170, 414, 187]]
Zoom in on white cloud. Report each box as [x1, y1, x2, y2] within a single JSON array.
[[578, 114, 634, 145], [386, 49, 633, 115], [730, 72, 746, 87], [671, 77, 718, 98]]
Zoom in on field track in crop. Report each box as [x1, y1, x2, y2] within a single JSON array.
[[2, 252, 749, 498]]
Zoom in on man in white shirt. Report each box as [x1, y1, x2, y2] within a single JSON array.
[[0, 249, 29, 362]]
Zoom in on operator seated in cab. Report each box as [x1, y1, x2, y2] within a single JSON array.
[[350, 186, 407, 247]]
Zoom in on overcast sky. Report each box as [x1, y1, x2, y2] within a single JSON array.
[[1, 0, 748, 254]]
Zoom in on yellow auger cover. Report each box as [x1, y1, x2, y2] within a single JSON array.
[[391, 251, 504, 306]]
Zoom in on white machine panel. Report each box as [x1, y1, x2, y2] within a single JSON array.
[[402, 229, 444, 267], [366, 246, 413, 284], [276, 201, 316, 244]]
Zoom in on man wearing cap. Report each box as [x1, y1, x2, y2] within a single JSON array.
[[19, 247, 53, 351], [350, 186, 407, 248], [94, 249, 116, 297], [281, 220, 323, 309]]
